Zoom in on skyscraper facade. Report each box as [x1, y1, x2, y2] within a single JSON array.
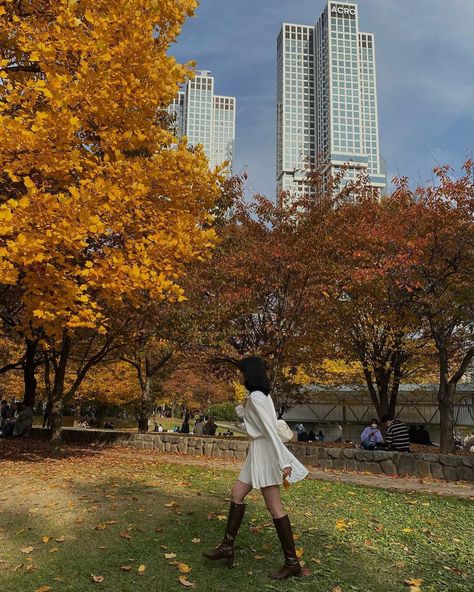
[[277, 1, 386, 198], [169, 71, 236, 176]]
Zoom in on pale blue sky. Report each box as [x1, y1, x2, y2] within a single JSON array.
[[171, 0, 474, 198]]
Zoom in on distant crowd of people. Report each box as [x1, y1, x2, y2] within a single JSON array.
[[0, 400, 33, 438], [150, 414, 232, 438], [294, 424, 325, 443], [292, 416, 436, 454]]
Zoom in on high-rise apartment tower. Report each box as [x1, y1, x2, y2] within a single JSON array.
[[168, 71, 236, 177], [277, 1, 386, 197]]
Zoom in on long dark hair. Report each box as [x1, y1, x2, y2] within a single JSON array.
[[239, 356, 271, 395]]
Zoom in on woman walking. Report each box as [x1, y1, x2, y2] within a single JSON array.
[[203, 356, 308, 579]]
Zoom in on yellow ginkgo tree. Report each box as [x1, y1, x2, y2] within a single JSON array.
[[0, 0, 221, 454]]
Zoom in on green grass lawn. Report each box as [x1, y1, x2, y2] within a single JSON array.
[[32, 416, 245, 435], [0, 441, 472, 592]]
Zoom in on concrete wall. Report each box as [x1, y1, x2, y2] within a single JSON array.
[[29, 428, 474, 483]]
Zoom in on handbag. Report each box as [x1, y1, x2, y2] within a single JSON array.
[[277, 419, 294, 444]]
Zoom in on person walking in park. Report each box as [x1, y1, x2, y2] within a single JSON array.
[[203, 356, 308, 579], [382, 415, 411, 452], [360, 418, 384, 450], [181, 414, 190, 434]]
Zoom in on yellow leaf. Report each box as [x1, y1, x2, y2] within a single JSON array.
[[42, 536, 50, 544], [402, 528, 413, 533], [177, 562, 191, 574], [404, 578, 423, 592], [138, 564, 146, 574], [120, 565, 133, 572], [164, 553, 176, 560], [296, 547, 304, 558], [35, 587, 52, 592], [55, 536, 66, 543], [216, 514, 227, 521], [191, 538, 200, 544], [179, 576, 196, 588]]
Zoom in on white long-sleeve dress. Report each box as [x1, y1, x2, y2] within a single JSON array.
[[236, 391, 308, 490]]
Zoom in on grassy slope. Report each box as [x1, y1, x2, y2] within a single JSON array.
[[0, 446, 472, 592]]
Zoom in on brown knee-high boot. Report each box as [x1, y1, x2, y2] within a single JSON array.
[[269, 514, 302, 579], [203, 502, 246, 568]]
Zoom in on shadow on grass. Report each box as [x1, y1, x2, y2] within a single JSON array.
[[0, 436, 115, 463], [2, 460, 472, 592]]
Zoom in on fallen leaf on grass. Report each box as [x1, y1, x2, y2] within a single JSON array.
[[34, 586, 52, 592], [216, 515, 227, 521], [165, 553, 177, 560], [119, 531, 131, 539], [403, 528, 413, 533], [41, 536, 50, 544], [254, 555, 265, 560], [155, 528, 163, 533], [404, 578, 423, 592], [12, 564, 23, 572], [55, 536, 65, 543], [302, 566, 311, 577], [165, 502, 179, 508], [91, 574, 104, 583], [191, 538, 200, 544], [21, 547, 34, 554], [177, 562, 192, 574], [49, 547, 59, 553], [335, 519, 348, 532], [179, 575, 196, 588], [25, 564, 36, 572], [332, 587, 343, 592], [121, 565, 133, 572], [93, 524, 108, 530], [138, 564, 146, 575], [296, 547, 304, 559]]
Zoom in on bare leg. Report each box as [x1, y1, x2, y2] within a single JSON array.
[[260, 485, 286, 519], [261, 485, 301, 579], [203, 479, 250, 566], [231, 479, 252, 504]]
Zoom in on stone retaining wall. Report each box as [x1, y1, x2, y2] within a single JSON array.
[[29, 428, 474, 482]]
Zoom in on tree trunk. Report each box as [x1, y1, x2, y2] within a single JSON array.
[[137, 375, 152, 433], [439, 392, 455, 453], [73, 401, 82, 427], [50, 333, 72, 457], [438, 346, 455, 454], [23, 338, 38, 408], [96, 405, 107, 429]]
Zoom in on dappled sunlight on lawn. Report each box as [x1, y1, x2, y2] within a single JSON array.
[[0, 441, 472, 591]]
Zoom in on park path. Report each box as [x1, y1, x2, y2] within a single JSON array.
[[154, 452, 474, 500]]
